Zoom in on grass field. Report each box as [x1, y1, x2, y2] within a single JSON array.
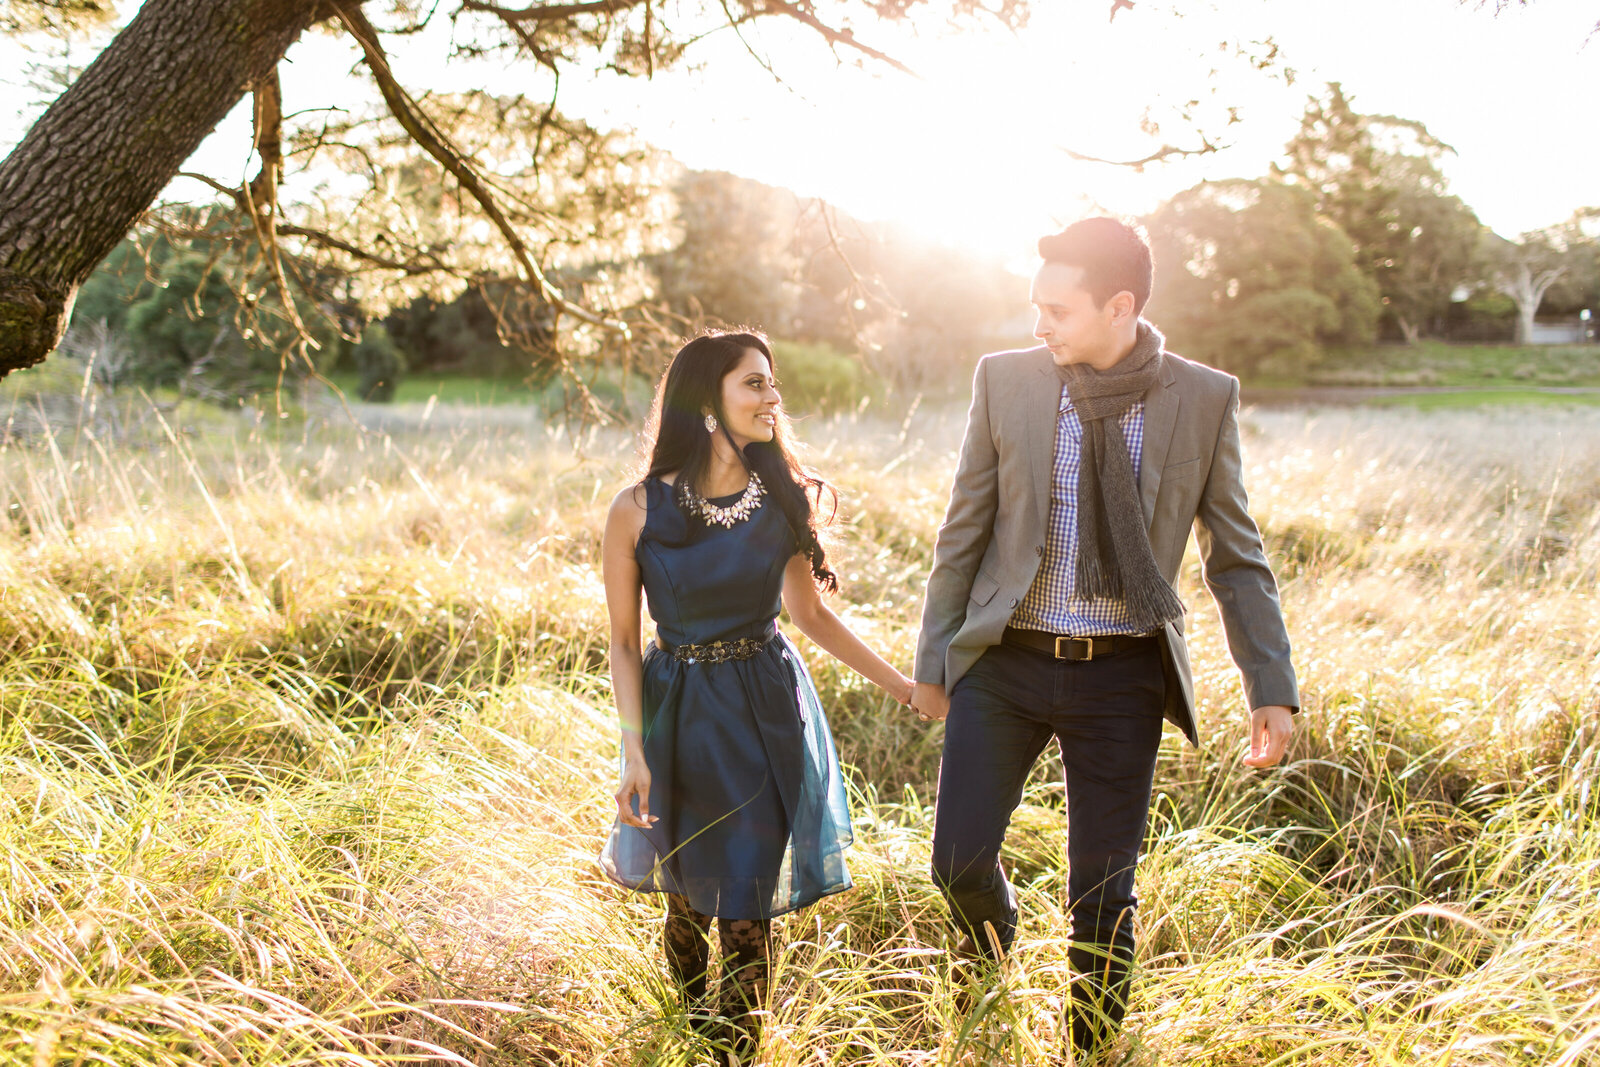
[[325, 341, 1600, 415], [1241, 387, 1600, 411], [1, 392, 1598, 1066]]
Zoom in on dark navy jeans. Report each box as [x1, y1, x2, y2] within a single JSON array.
[[931, 636, 1166, 1051]]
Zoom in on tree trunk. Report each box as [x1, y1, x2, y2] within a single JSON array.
[[1497, 260, 1565, 347], [1516, 299, 1537, 346], [0, 0, 333, 377]]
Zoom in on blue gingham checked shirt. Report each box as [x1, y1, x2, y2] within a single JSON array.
[[1010, 384, 1147, 636]]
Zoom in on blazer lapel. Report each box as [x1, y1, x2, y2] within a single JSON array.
[[1139, 360, 1180, 529], [1029, 351, 1059, 527]]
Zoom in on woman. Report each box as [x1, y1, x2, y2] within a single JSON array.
[[599, 329, 913, 1060]]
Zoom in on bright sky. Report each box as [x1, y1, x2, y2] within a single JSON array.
[[4, 0, 1597, 267], [561, 0, 1598, 266]]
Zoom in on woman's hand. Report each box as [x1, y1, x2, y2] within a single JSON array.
[[890, 672, 915, 706], [615, 756, 658, 829]]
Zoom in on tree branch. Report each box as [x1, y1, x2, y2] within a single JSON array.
[[334, 0, 628, 335], [460, 0, 645, 22], [175, 169, 248, 201], [248, 66, 283, 215], [277, 224, 452, 274], [240, 64, 320, 369], [174, 172, 453, 275], [1532, 267, 1566, 295], [465, 0, 913, 77], [754, 0, 915, 76], [713, 0, 785, 85], [1062, 138, 1224, 171]]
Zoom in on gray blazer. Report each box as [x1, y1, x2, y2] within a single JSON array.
[[913, 344, 1299, 747]]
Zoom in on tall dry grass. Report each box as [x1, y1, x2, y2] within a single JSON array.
[[1, 394, 1597, 1065]]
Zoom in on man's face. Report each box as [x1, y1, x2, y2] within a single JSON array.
[[1031, 262, 1121, 369]]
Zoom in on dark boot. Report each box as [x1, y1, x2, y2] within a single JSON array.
[[1067, 938, 1132, 1059], [951, 924, 1008, 1018]]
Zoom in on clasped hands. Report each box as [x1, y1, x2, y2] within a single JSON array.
[[908, 680, 948, 724], [888, 676, 948, 724]]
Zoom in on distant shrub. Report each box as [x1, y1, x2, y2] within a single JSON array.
[[770, 340, 885, 417], [527, 364, 658, 421], [1146, 179, 1380, 379], [353, 324, 406, 402], [3, 349, 88, 400]]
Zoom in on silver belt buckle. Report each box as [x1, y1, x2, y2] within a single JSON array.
[[1053, 635, 1094, 660]]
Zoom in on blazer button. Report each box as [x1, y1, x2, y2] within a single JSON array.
[[1034, 545, 1044, 557], [1008, 597, 1019, 608]]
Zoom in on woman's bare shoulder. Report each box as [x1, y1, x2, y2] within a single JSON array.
[[607, 481, 650, 539], [608, 472, 679, 531]]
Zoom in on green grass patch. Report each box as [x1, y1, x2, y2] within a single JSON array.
[[390, 375, 536, 405], [1366, 387, 1600, 410], [1309, 341, 1600, 388], [327, 372, 539, 406]]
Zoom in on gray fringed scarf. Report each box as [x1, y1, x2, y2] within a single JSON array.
[[1057, 319, 1186, 632]]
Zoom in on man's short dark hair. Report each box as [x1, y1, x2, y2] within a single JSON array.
[[1037, 218, 1153, 314]]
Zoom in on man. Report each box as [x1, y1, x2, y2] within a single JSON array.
[[911, 217, 1298, 1058]]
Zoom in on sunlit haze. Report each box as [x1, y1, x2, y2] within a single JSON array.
[[4, 0, 1597, 269], [560, 0, 1599, 265]]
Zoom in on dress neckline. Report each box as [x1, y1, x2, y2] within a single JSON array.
[[654, 474, 753, 507]]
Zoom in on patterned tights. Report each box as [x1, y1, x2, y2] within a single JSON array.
[[663, 893, 771, 1058]]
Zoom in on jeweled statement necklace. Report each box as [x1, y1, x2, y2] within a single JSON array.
[[685, 471, 765, 528]]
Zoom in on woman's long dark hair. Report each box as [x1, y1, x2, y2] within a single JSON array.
[[642, 329, 839, 591]]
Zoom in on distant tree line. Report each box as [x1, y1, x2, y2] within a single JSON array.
[[61, 166, 1018, 408], [1142, 83, 1600, 377], [47, 76, 1600, 402]]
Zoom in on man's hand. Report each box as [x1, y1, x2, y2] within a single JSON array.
[[911, 681, 950, 723], [1242, 705, 1295, 768]]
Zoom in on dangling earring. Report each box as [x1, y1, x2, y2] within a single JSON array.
[[704, 413, 719, 433]]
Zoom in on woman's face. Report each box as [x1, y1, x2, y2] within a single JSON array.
[[716, 348, 781, 448]]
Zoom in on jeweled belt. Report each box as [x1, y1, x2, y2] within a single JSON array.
[[663, 631, 775, 664]]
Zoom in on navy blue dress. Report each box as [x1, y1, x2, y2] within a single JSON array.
[[600, 477, 854, 920]]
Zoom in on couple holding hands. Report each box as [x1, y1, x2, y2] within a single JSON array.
[[598, 218, 1299, 1063]]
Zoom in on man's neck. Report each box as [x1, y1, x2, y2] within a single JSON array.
[[1086, 330, 1139, 372]]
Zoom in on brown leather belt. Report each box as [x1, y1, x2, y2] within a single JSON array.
[[1001, 626, 1157, 662]]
